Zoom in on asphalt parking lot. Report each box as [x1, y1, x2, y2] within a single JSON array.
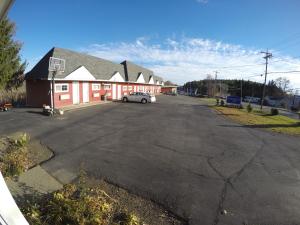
[[1, 95, 300, 225]]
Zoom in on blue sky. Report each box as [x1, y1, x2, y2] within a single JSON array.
[[8, 0, 300, 88]]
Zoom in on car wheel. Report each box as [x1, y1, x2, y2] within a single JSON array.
[[123, 97, 128, 102], [141, 98, 147, 104]]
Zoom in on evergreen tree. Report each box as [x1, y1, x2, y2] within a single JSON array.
[[0, 17, 26, 90]]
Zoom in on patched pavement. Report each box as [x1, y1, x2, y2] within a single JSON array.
[[1, 95, 300, 225]]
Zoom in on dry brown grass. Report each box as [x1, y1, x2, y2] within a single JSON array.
[[0, 84, 26, 105]]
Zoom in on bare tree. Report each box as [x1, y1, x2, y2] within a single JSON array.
[[275, 77, 290, 93]]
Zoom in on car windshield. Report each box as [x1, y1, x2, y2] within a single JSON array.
[[1, 1, 300, 225]]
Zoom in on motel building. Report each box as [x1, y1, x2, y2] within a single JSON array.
[[25, 47, 164, 108]]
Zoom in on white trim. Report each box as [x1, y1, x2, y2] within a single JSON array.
[[82, 82, 89, 103], [136, 73, 145, 83], [103, 84, 111, 90], [60, 94, 70, 100], [148, 76, 154, 84], [72, 82, 80, 104], [64, 66, 96, 81], [93, 93, 100, 98], [55, 83, 69, 93], [112, 84, 117, 100], [92, 83, 101, 91], [117, 85, 122, 100], [109, 72, 125, 82]]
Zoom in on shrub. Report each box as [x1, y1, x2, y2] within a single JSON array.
[[0, 133, 30, 177], [9, 133, 29, 148], [21, 172, 142, 225], [216, 98, 219, 105], [220, 100, 225, 106], [116, 213, 140, 225], [271, 108, 279, 116], [246, 103, 253, 113]]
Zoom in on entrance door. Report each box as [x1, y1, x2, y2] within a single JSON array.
[[82, 82, 89, 103], [112, 84, 117, 100], [117, 85, 122, 100], [72, 82, 80, 104]]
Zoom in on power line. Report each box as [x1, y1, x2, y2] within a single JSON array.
[[268, 70, 300, 74], [216, 63, 265, 69]]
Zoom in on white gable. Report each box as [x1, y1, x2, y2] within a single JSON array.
[[136, 73, 145, 83], [161, 81, 164, 86], [109, 72, 125, 82], [156, 80, 160, 85], [148, 76, 154, 84], [64, 66, 96, 81]]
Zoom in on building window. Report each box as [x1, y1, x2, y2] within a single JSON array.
[[104, 84, 111, 90], [128, 86, 133, 91], [92, 83, 101, 91], [123, 86, 127, 91], [55, 83, 69, 93]]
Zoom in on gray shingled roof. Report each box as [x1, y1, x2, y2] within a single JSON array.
[[121, 61, 163, 84], [26, 47, 164, 84], [26, 47, 126, 81]]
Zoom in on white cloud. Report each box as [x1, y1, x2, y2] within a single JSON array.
[[79, 37, 300, 88]]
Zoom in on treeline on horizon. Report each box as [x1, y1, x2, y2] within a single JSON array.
[[183, 79, 285, 98]]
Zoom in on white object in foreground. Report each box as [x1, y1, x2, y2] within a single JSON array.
[[0, 172, 29, 225]]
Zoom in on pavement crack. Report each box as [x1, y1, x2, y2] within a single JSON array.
[[232, 138, 266, 182], [207, 157, 225, 179], [212, 179, 229, 225]]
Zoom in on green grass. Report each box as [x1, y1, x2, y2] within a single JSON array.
[[213, 106, 300, 136]]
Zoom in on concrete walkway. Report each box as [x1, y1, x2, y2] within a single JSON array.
[[60, 100, 111, 112], [6, 166, 63, 198]]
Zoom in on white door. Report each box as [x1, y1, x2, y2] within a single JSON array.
[[117, 85, 122, 100], [72, 82, 80, 104], [82, 82, 89, 103], [112, 84, 117, 100]]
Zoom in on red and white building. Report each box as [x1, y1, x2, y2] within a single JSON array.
[[25, 47, 164, 108]]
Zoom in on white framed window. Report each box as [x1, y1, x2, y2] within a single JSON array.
[[128, 86, 133, 91], [123, 86, 127, 91], [104, 84, 111, 90], [55, 83, 69, 93], [92, 83, 101, 91]]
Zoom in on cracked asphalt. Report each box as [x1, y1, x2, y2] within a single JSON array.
[[1, 95, 300, 225]]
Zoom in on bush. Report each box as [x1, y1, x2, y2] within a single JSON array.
[[21, 173, 141, 225], [216, 98, 219, 105], [271, 108, 279, 116], [246, 103, 253, 113], [220, 100, 225, 106], [0, 133, 30, 177]]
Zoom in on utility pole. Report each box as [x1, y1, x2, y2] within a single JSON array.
[[214, 71, 219, 97], [240, 78, 243, 103], [260, 50, 272, 110]]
